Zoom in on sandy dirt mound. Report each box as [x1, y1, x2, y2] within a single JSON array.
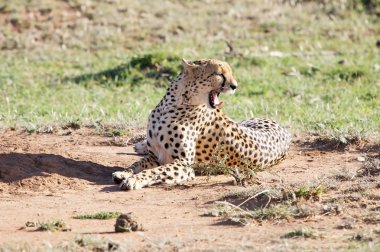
[[0, 129, 139, 194]]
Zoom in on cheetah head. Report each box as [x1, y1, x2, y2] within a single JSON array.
[[180, 59, 238, 109]]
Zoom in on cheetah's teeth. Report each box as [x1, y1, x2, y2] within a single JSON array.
[[215, 100, 224, 108], [209, 90, 224, 109]]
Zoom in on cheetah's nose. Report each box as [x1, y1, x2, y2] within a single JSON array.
[[230, 83, 238, 90]]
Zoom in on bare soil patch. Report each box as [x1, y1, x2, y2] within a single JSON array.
[[0, 129, 379, 251]]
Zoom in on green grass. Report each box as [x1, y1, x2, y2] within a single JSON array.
[[0, 0, 379, 142], [73, 211, 122, 220], [293, 184, 325, 201]]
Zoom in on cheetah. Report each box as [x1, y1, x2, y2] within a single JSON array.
[[112, 59, 291, 190]]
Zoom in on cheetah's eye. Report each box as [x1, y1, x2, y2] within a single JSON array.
[[216, 74, 226, 87]]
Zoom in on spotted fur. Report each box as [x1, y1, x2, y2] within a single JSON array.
[[112, 59, 291, 190]]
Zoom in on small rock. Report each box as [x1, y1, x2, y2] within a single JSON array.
[[322, 204, 343, 215], [115, 213, 143, 232], [357, 156, 366, 162], [107, 241, 119, 251], [25, 221, 36, 227], [337, 221, 354, 230]]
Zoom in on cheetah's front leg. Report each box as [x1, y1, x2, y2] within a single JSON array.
[[112, 154, 159, 184], [120, 159, 195, 190]]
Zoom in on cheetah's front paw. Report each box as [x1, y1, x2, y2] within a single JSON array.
[[120, 177, 144, 190], [112, 170, 134, 184]]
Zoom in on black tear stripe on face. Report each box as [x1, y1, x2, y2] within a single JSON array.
[[219, 74, 226, 87]]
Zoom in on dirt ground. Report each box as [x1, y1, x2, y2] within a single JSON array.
[[0, 128, 379, 251]]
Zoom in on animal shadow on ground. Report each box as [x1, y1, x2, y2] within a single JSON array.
[[0, 153, 124, 185], [298, 138, 379, 153]]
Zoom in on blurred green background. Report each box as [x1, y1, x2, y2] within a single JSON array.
[[0, 0, 379, 143]]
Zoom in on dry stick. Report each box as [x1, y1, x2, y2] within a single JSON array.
[[237, 189, 270, 208], [263, 195, 272, 209], [224, 39, 234, 53], [214, 189, 271, 219], [214, 201, 255, 218]]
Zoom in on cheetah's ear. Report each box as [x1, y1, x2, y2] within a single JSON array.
[[182, 58, 196, 70]]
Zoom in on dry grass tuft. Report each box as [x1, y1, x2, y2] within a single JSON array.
[[281, 227, 316, 239], [358, 158, 380, 177], [29, 220, 71, 232], [204, 183, 326, 225]]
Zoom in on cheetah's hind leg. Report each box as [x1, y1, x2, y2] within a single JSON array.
[[134, 139, 148, 155]]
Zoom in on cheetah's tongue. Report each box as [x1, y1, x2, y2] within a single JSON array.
[[213, 94, 224, 108]]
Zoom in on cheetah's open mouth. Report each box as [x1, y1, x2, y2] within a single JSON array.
[[209, 90, 224, 109]]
